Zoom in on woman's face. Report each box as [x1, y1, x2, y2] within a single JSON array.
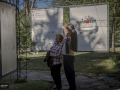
[[56, 35, 61, 43]]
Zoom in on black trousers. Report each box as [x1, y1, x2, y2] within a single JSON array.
[[63, 55, 76, 90], [50, 64, 62, 89]]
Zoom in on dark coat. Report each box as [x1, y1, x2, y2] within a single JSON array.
[[44, 50, 53, 67], [70, 30, 78, 52]]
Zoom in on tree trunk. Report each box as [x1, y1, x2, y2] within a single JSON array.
[[9, 0, 11, 3], [95, 0, 98, 3], [111, 1, 116, 52], [24, 0, 29, 15], [31, 0, 36, 9], [112, 18, 115, 52]]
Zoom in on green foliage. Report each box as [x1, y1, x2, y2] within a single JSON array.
[[64, 7, 69, 25], [109, 55, 117, 65], [17, 9, 33, 51]]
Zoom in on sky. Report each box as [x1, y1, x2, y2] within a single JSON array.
[[19, 0, 53, 10]]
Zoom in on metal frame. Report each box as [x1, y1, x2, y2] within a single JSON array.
[[16, 0, 19, 82], [57, 2, 109, 8], [0, 1, 16, 6], [24, 0, 28, 81], [0, 0, 28, 83], [16, 0, 28, 82], [107, 2, 110, 56], [0, 3, 2, 78]]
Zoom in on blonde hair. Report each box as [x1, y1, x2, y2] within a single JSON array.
[[56, 34, 64, 42]]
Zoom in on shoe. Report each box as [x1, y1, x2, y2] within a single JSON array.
[[53, 87, 57, 89], [53, 87, 61, 90], [68, 88, 76, 90]]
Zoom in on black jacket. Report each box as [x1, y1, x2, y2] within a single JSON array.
[[70, 30, 78, 52]]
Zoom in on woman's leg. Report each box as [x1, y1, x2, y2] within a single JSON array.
[[50, 64, 62, 89]]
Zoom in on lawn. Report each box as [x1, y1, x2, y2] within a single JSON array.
[[20, 49, 120, 75], [0, 80, 54, 90], [1, 49, 120, 90]]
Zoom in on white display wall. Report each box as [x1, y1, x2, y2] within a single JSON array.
[[70, 4, 109, 51], [31, 8, 63, 51], [0, 2, 16, 76]]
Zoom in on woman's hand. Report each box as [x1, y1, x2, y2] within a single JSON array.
[[61, 25, 66, 29], [61, 25, 70, 38]]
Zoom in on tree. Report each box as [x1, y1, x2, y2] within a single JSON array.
[[31, 0, 36, 8], [16, 0, 37, 51], [111, 0, 117, 52], [24, 0, 36, 15], [24, 0, 29, 15]]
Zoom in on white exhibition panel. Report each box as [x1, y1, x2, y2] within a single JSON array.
[[31, 8, 63, 51], [0, 3, 16, 75], [70, 4, 109, 51]]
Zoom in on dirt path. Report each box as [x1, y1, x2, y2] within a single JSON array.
[[4, 70, 120, 90]]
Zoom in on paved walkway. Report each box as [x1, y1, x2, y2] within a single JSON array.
[[5, 70, 120, 90]]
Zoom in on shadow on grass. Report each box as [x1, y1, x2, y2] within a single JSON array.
[[20, 51, 120, 75], [74, 52, 110, 73], [18, 51, 120, 90], [109, 58, 120, 80], [0, 79, 54, 90]]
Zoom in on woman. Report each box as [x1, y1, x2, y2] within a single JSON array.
[[50, 34, 63, 90]]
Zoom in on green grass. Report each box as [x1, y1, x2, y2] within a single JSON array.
[[74, 52, 120, 74], [115, 47, 120, 51], [19, 50, 120, 75], [0, 80, 54, 90], [1, 49, 120, 90]]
